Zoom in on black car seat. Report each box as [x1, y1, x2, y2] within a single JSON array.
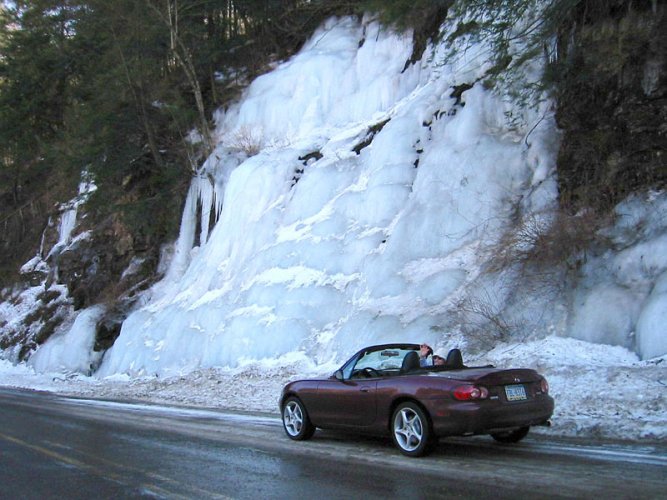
[[445, 348, 464, 369], [401, 351, 420, 373]]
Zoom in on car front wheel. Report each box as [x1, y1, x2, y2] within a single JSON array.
[[391, 402, 433, 457], [282, 397, 315, 441], [491, 426, 530, 443]]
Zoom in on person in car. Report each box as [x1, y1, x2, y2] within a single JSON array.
[[419, 343, 433, 366], [432, 354, 446, 366]]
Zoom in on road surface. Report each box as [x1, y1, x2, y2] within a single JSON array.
[[0, 388, 665, 499]]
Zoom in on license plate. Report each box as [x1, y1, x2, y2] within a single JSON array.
[[505, 384, 527, 401]]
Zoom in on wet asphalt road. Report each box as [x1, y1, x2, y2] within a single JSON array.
[[0, 387, 665, 499]]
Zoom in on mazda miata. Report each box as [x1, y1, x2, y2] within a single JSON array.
[[280, 343, 554, 456]]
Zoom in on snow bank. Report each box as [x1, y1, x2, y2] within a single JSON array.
[[2, 337, 665, 442], [473, 337, 666, 440]]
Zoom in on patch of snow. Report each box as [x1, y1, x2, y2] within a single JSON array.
[[20, 255, 49, 275], [470, 337, 666, 441]]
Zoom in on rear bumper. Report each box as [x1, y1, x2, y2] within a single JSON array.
[[425, 395, 555, 437]]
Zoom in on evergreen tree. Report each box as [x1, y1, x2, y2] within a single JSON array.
[[0, 0, 365, 282]]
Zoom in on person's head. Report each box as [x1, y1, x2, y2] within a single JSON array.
[[419, 343, 433, 358], [432, 355, 445, 366]]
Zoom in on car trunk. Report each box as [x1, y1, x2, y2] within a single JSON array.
[[432, 367, 541, 384]]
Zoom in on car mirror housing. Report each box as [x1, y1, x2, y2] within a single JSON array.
[[333, 369, 344, 381]]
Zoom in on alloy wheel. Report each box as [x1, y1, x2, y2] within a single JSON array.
[[393, 406, 424, 452], [283, 400, 304, 437]]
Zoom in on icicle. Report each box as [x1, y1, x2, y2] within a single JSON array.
[[38, 217, 51, 258], [166, 180, 199, 281], [214, 181, 225, 221], [196, 176, 215, 245], [163, 175, 222, 281], [58, 209, 78, 245], [43, 170, 97, 261], [46, 207, 78, 260]]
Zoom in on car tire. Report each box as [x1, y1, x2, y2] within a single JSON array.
[[282, 397, 315, 441], [491, 426, 530, 444], [391, 401, 433, 457]]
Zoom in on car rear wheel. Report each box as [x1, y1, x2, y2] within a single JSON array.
[[491, 426, 530, 443], [391, 402, 433, 457], [282, 397, 315, 440]]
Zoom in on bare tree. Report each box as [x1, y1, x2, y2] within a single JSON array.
[[147, 0, 215, 163]]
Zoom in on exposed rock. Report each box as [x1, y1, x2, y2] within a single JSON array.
[[95, 309, 125, 352], [556, 2, 667, 213], [0, 285, 72, 362], [53, 215, 157, 311]]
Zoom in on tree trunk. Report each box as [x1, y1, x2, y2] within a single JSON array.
[[159, 0, 215, 163]]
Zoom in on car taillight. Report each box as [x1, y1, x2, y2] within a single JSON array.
[[453, 385, 489, 401], [540, 378, 549, 394]]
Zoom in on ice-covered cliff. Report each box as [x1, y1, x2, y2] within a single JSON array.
[[95, 15, 561, 376], [12, 14, 666, 377]]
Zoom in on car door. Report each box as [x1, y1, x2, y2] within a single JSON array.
[[311, 378, 378, 428]]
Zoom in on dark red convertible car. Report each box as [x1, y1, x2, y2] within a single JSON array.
[[280, 343, 554, 456]]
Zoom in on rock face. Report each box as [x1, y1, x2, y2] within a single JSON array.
[[56, 218, 132, 309], [0, 286, 71, 361], [53, 216, 159, 347], [0, 209, 160, 361], [554, 2, 667, 359], [556, 2, 666, 212]]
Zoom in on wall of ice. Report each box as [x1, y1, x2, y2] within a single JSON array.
[[569, 192, 667, 360], [29, 306, 104, 374], [95, 16, 565, 377], [25, 14, 664, 376]]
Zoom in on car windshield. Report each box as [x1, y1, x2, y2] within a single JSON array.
[[354, 347, 416, 372]]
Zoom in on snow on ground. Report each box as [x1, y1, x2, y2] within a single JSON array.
[[2, 336, 665, 443], [472, 337, 667, 441]]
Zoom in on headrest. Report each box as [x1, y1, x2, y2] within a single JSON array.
[[446, 348, 464, 369], [401, 350, 420, 372]]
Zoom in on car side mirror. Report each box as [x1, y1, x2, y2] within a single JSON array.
[[333, 369, 344, 381]]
